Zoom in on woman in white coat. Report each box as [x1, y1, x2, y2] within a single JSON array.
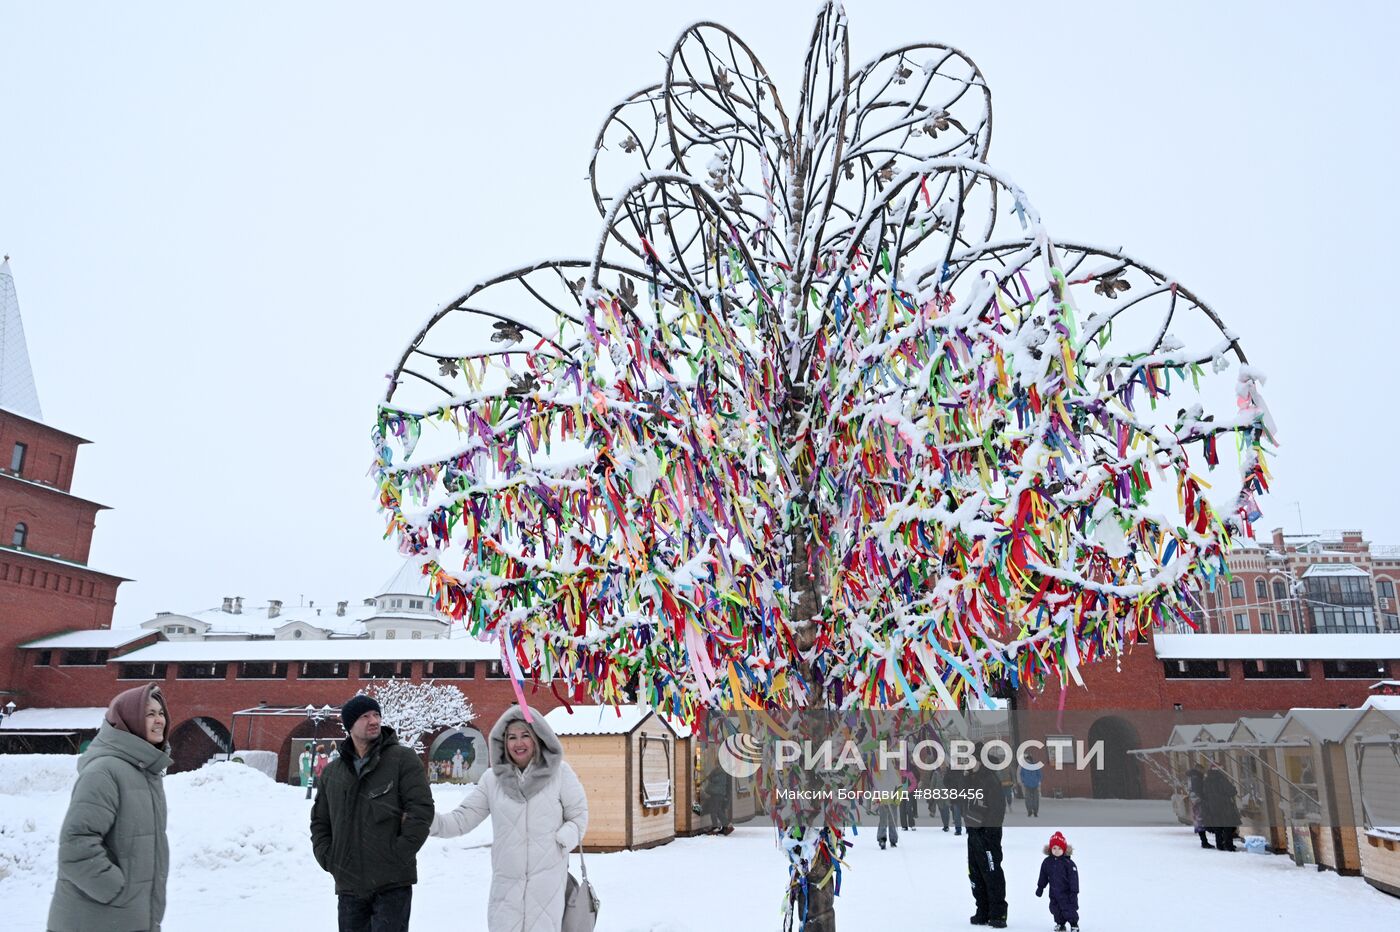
[[432, 705, 588, 932]]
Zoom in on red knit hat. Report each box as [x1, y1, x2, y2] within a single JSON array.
[[1048, 831, 1068, 851]]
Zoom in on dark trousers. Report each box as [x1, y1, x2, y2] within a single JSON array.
[[899, 797, 918, 830], [1212, 826, 1238, 851], [1024, 786, 1041, 816], [1049, 890, 1079, 926], [967, 827, 1007, 922], [338, 886, 413, 932], [939, 801, 963, 832]]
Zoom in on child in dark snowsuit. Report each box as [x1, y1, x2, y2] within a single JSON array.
[[1035, 831, 1080, 931]]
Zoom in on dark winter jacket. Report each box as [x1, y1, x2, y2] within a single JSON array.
[[1036, 849, 1079, 908], [310, 726, 434, 897], [47, 722, 171, 932], [954, 765, 1006, 828], [1201, 767, 1241, 828]]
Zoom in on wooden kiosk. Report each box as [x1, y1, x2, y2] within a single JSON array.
[[545, 705, 681, 852]]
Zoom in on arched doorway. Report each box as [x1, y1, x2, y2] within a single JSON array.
[[1087, 716, 1144, 799], [427, 726, 488, 784], [168, 717, 232, 774]]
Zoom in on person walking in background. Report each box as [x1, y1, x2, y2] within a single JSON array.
[[311, 695, 434, 932], [874, 763, 901, 849], [47, 683, 171, 932], [1186, 764, 1211, 849], [1202, 760, 1241, 852], [431, 705, 589, 932], [898, 765, 919, 832], [953, 744, 1008, 928], [701, 763, 734, 835], [1019, 751, 1043, 817], [1035, 831, 1080, 932], [929, 764, 962, 835], [300, 742, 316, 799]]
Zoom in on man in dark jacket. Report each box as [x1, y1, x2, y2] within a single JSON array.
[[952, 743, 1008, 928], [1202, 762, 1241, 852], [311, 695, 434, 932]]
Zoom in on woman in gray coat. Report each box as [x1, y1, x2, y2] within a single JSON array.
[[47, 683, 171, 932]]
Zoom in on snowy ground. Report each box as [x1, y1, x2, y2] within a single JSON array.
[[3, 755, 1397, 930]]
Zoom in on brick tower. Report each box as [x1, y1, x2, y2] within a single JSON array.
[[0, 257, 127, 699]]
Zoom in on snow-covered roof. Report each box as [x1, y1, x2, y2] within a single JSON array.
[[0, 470, 109, 509], [1200, 723, 1235, 741], [1154, 633, 1400, 661], [1360, 695, 1400, 712], [0, 257, 43, 421], [1277, 709, 1364, 743], [545, 705, 658, 736], [380, 560, 432, 597], [0, 544, 128, 579], [116, 637, 498, 663], [1372, 680, 1400, 689], [1232, 717, 1286, 743], [0, 707, 106, 731], [1301, 563, 1370, 579], [20, 628, 154, 650]]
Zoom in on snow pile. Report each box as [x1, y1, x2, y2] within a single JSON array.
[[0, 753, 78, 798]]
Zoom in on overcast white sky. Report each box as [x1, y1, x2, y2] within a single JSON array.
[[2, 1, 1397, 627]]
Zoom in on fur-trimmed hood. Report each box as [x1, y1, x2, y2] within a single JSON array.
[[1042, 843, 1074, 856], [488, 705, 566, 801]]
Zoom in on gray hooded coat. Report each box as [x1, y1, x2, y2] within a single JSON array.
[[431, 706, 589, 932], [47, 720, 171, 931]]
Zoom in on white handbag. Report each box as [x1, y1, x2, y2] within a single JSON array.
[[562, 846, 600, 932]]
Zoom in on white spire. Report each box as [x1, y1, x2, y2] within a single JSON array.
[[0, 256, 44, 421]]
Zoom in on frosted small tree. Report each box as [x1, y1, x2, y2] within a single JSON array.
[[370, 4, 1273, 928], [363, 679, 474, 753]]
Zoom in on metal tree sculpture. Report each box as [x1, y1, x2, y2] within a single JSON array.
[[372, 4, 1273, 928]]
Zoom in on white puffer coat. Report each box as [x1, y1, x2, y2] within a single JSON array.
[[431, 706, 588, 932]]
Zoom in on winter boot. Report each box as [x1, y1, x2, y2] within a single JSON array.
[[988, 920, 1007, 929], [878, 840, 886, 850], [1054, 925, 1066, 932], [969, 916, 988, 926]]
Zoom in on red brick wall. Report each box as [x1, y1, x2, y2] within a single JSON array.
[[1014, 633, 1395, 798], [17, 658, 563, 779], [0, 559, 121, 689], [0, 410, 82, 492], [0, 477, 103, 564]]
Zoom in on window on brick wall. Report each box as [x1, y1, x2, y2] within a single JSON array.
[[426, 661, 474, 678], [1234, 612, 1249, 631], [33, 650, 52, 666], [301, 661, 350, 679], [1273, 579, 1288, 601], [486, 661, 511, 679], [1261, 612, 1273, 631], [60, 649, 107, 666], [1229, 579, 1244, 599], [364, 661, 409, 678], [1163, 660, 1229, 679], [1380, 579, 1396, 601], [1243, 659, 1308, 679], [11, 522, 27, 548], [1322, 659, 1385, 679], [238, 661, 289, 679], [118, 662, 166, 679], [10, 442, 26, 474], [177, 662, 227, 679], [1279, 611, 1293, 632], [1255, 578, 1267, 599], [1384, 613, 1400, 632]]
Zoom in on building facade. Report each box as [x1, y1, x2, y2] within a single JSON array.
[[0, 258, 128, 700]]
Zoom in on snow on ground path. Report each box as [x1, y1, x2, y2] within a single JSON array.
[[2, 756, 1397, 929]]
